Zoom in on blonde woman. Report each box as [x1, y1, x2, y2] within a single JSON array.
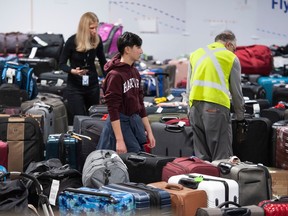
[[59, 12, 107, 121]]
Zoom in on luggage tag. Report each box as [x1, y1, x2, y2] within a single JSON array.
[[82, 75, 89, 86]]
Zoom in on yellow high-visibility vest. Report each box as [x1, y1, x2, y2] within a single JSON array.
[[189, 42, 236, 109]]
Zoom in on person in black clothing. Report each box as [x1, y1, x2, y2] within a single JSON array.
[[59, 12, 107, 120]]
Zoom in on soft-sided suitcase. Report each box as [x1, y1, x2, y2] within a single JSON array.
[[146, 105, 188, 115], [46, 133, 82, 171], [272, 83, 288, 106], [162, 156, 220, 182], [38, 70, 68, 83], [147, 112, 188, 124], [0, 141, 8, 168], [58, 187, 135, 216], [118, 182, 172, 215], [258, 196, 288, 216], [150, 122, 194, 157], [148, 181, 207, 216], [241, 81, 266, 100], [101, 183, 150, 215], [257, 74, 288, 105], [260, 107, 287, 124], [0, 114, 44, 172], [21, 92, 68, 133], [271, 120, 288, 169], [196, 201, 265, 216], [232, 115, 272, 166], [212, 159, 272, 206], [168, 173, 239, 208], [119, 152, 175, 184]]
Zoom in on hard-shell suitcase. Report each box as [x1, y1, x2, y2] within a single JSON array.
[[0, 114, 44, 172], [46, 133, 82, 170], [150, 122, 194, 157], [168, 173, 239, 208], [271, 120, 288, 169], [257, 74, 288, 105], [148, 181, 207, 216], [118, 182, 172, 215], [212, 159, 272, 206], [119, 152, 175, 184], [101, 183, 150, 215], [0, 141, 8, 168], [258, 196, 288, 216], [58, 187, 135, 216], [232, 115, 272, 166], [196, 201, 265, 216], [146, 105, 188, 115], [162, 156, 220, 182]]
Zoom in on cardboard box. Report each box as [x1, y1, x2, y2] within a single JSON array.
[[269, 167, 288, 196]]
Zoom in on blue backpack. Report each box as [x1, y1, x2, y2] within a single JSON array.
[[1, 61, 38, 99]]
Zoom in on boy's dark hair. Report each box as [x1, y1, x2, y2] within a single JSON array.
[[117, 32, 142, 55]]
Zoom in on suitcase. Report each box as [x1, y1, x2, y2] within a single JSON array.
[[241, 81, 266, 100], [58, 187, 135, 216], [101, 183, 151, 215], [147, 112, 188, 124], [258, 197, 288, 216], [212, 159, 272, 206], [0, 114, 44, 172], [38, 70, 68, 83], [21, 92, 68, 133], [232, 115, 272, 166], [148, 181, 207, 216], [243, 99, 271, 116], [272, 83, 288, 106], [168, 173, 239, 208], [271, 120, 288, 169], [0, 83, 28, 107], [196, 201, 265, 216], [46, 133, 82, 170], [0, 141, 8, 168], [119, 152, 175, 184], [260, 107, 288, 124], [18, 57, 57, 77], [257, 74, 288, 105], [37, 82, 67, 97], [150, 122, 194, 157], [24, 101, 55, 143], [146, 105, 188, 115], [118, 182, 172, 215], [162, 156, 220, 182]]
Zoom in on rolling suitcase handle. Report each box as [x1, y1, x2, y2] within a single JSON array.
[[217, 201, 251, 216], [164, 124, 185, 133]]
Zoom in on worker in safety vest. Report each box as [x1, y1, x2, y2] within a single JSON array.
[[187, 30, 245, 161]]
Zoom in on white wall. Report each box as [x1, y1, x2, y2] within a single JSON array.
[[0, 0, 287, 60]]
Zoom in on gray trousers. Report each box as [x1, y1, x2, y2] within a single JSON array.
[[189, 101, 233, 161]]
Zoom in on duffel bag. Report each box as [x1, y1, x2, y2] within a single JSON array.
[[0, 32, 31, 55], [235, 45, 273, 76]]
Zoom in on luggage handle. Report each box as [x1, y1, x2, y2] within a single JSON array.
[[218, 162, 233, 175], [217, 201, 251, 216], [217, 201, 241, 208], [178, 177, 200, 189], [137, 151, 156, 157], [275, 196, 288, 201], [165, 124, 184, 133], [64, 187, 118, 204], [126, 154, 146, 165], [165, 183, 183, 191]]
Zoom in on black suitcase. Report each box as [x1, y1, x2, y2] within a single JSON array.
[[119, 152, 175, 184], [260, 107, 287, 124], [232, 115, 272, 166], [272, 84, 288, 105], [38, 70, 68, 83], [150, 122, 194, 157], [145, 105, 188, 115], [18, 57, 57, 77], [241, 81, 266, 100]]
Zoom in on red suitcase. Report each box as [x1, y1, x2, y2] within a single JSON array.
[[0, 141, 8, 168]]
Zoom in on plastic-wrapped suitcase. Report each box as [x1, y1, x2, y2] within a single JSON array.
[[257, 74, 288, 105], [150, 122, 194, 157], [58, 187, 135, 216], [168, 173, 239, 208], [162, 156, 220, 182], [148, 181, 207, 216], [271, 120, 288, 169], [232, 115, 272, 166], [196, 201, 265, 216], [258, 197, 288, 216], [118, 182, 172, 215], [101, 183, 150, 215], [212, 159, 272, 206], [119, 152, 175, 184], [0, 114, 44, 172]]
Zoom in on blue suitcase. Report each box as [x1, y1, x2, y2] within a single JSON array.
[[45, 133, 80, 170], [58, 187, 135, 216], [257, 75, 288, 105], [101, 183, 150, 214]]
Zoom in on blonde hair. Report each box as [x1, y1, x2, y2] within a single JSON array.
[[75, 12, 100, 52]]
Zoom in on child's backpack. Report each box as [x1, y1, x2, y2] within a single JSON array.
[[98, 22, 123, 58], [1, 61, 38, 99], [82, 149, 129, 188]]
